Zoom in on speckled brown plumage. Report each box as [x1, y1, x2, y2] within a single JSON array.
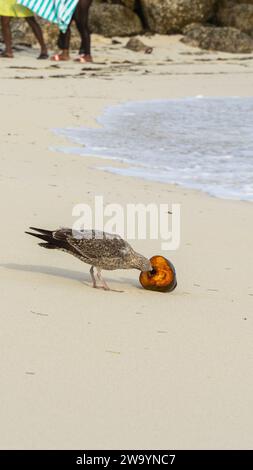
[[25, 227, 152, 290]]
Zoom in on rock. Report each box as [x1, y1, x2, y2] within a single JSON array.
[[182, 23, 253, 53], [89, 4, 143, 36], [120, 0, 136, 8], [216, 1, 253, 37], [139, 0, 216, 34], [9, 19, 30, 43], [125, 37, 153, 53], [105, 0, 136, 9], [233, 0, 253, 4], [7, 18, 81, 50]]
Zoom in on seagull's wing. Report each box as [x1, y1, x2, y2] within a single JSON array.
[[62, 229, 133, 263]]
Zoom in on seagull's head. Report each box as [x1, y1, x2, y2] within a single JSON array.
[[139, 255, 177, 292], [132, 254, 152, 272]]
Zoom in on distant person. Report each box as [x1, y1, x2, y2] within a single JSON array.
[[51, 0, 93, 62], [0, 0, 48, 59]]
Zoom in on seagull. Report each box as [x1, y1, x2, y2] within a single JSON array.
[[25, 227, 152, 291]]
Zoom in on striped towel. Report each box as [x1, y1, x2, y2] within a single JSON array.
[[17, 0, 78, 32]]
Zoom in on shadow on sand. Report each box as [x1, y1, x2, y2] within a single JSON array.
[[1, 263, 140, 290]]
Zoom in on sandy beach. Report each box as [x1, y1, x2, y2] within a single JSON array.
[[1, 35, 253, 450]]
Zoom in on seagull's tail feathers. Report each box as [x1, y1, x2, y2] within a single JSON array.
[[26, 227, 78, 257], [29, 227, 53, 236]]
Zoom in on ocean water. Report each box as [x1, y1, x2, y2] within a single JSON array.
[[56, 97, 253, 201]]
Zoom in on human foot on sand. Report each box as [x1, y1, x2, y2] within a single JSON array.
[[0, 50, 13, 58], [74, 54, 93, 63], [51, 52, 70, 62], [37, 52, 49, 60]]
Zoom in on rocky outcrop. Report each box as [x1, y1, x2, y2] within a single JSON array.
[[139, 0, 216, 34], [89, 3, 143, 36], [216, 1, 253, 37], [2, 0, 253, 54], [182, 23, 253, 53]]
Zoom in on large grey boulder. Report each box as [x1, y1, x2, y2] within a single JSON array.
[[139, 0, 216, 34], [89, 3, 143, 36], [182, 23, 253, 53], [216, 0, 253, 37]]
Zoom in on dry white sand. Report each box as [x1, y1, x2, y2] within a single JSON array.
[[0, 35, 253, 449]]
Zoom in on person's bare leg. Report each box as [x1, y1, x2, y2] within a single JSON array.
[[51, 29, 71, 61], [25, 17, 48, 58], [1, 17, 13, 58], [74, 18, 83, 53], [74, 0, 92, 61]]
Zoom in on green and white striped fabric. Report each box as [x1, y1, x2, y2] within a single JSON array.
[[17, 0, 78, 32]]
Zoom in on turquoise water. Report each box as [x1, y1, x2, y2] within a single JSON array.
[[57, 97, 253, 201]]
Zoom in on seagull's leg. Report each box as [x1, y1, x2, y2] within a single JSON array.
[[90, 266, 97, 288], [96, 268, 110, 291]]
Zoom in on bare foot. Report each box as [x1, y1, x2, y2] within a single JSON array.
[[75, 54, 93, 63], [37, 52, 49, 60], [0, 51, 13, 58], [50, 53, 70, 62]]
